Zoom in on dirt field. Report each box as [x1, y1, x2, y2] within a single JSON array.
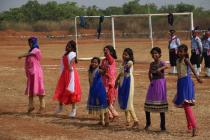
[[0, 31, 210, 140]]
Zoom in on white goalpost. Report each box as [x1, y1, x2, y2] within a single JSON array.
[[74, 16, 113, 60], [75, 12, 194, 60], [112, 12, 194, 48]]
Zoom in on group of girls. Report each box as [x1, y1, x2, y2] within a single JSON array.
[[18, 37, 202, 137]]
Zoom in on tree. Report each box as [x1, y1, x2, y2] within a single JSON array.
[[175, 2, 195, 12], [123, 0, 142, 14], [159, 4, 176, 13], [86, 5, 102, 16], [104, 6, 123, 15], [21, 0, 42, 22]]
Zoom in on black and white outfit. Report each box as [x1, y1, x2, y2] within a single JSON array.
[[190, 36, 203, 75], [168, 35, 181, 74], [202, 37, 210, 76]]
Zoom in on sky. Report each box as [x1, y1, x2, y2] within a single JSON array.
[[0, 0, 210, 12]]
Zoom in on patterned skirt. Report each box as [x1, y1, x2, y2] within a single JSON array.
[[87, 73, 108, 115], [144, 78, 168, 112], [173, 76, 195, 107]]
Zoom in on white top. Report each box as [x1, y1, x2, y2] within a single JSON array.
[[169, 35, 181, 49], [68, 52, 76, 63], [191, 36, 202, 52], [67, 52, 76, 93], [203, 38, 210, 50]]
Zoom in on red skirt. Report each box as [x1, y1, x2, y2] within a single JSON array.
[[53, 68, 82, 105]]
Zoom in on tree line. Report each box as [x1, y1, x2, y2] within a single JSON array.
[[0, 0, 209, 31]]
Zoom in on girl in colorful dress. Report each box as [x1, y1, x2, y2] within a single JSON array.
[[100, 45, 119, 120], [115, 48, 139, 128], [53, 40, 82, 118], [18, 37, 45, 114], [87, 57, 109, 126], [144, 47, 168, 131], [174, 44, 202, 137]]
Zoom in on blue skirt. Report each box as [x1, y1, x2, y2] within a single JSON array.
[[174, 76, 195, 107], [87, 71, 108, 112], [118, 76, 131, 110]]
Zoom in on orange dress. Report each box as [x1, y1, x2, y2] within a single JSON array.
[[53, 52, 82, 105]]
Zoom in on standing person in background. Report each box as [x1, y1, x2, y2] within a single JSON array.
[[53, 40, 82, 118], [190, 29, 203, 76], [200, 32, 206, 67], [100, 45, 119, 120], [168, 29, 181, 74], [18, 37, 45, 114], [174, 44, 202, 137], [115, 48, 139, 128], [202, 31, 210, 77]]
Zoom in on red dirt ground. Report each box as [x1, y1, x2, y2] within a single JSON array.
[[0, 31, 210, 140]]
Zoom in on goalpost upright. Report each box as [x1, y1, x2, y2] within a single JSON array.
[[74, 16, 112, 60]]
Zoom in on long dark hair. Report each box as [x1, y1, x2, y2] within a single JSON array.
[[123, 48, 134, 64], [178, 44, 189, 58], [150, 47, 162, 55], [104, 45, 117, 59], [88, 57, 100, 73], [65, 40, 78, 63]]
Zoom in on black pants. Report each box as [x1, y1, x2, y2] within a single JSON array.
[[145, 111, 165, 129], [190, 52, 201, 68], [200, 52, 204, 64], [203, 52, 210, 68], [169, 49, 177, 66]]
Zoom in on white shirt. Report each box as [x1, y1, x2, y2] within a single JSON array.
[[191, 36, 202, 52], [169, 35, 181, 49]]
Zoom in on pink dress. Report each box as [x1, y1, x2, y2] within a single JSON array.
[[101, 54, 117, 104], [53, 52, 82, 105], [25, 48, 45, 96]]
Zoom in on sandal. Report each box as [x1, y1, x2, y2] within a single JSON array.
[[144, 125, 150, 130]]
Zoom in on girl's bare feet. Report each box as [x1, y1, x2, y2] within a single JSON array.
[[37, 107, 45, 114], [27, 107, 35, 114], [126, 122, 130, 126], [192, 128, 197, 137], [104, 122, 109, 127], [132, 121, 139, 128]]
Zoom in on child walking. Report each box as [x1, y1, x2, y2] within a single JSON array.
[[174, 44, 202, 136], [87, 57, 109, 126], [100, 45, 119, 120], [115, 48, 139, 128], [18, 37, 45, 114], [53, 40, 82, 117], [144, 47, 168, 131]]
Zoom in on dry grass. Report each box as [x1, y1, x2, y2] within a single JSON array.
[[0, 32, 210, 140]]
